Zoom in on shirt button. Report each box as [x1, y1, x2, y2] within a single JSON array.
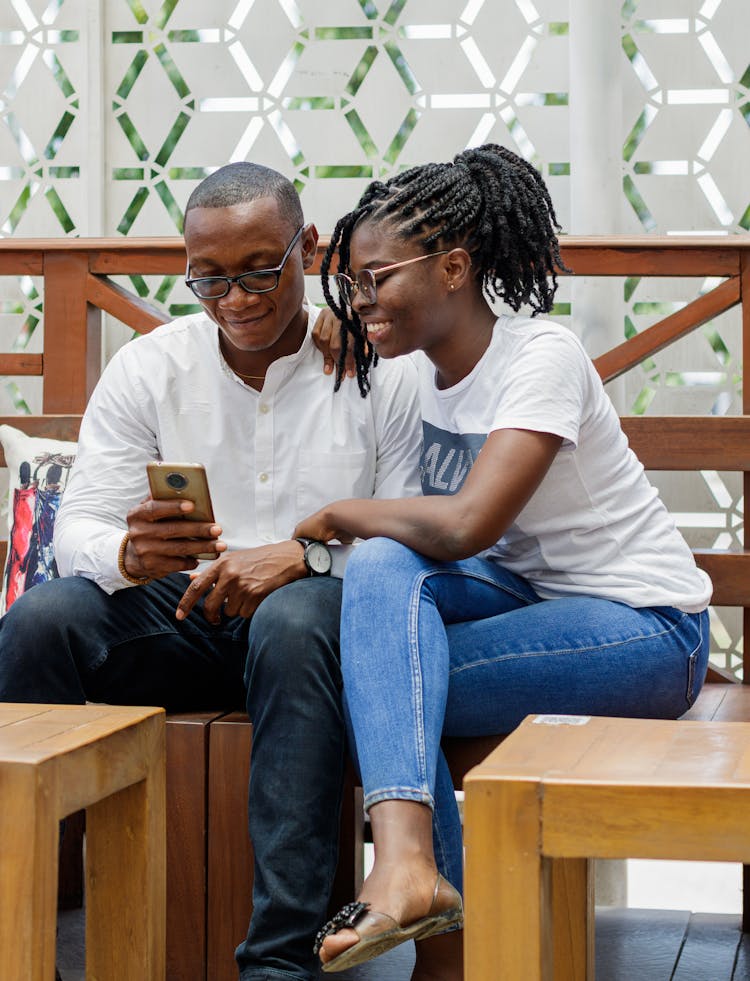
[[259, 403, 270, 414], [258, 472, 269, 483]]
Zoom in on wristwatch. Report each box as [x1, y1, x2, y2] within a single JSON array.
[[295, 537, 332, 577]]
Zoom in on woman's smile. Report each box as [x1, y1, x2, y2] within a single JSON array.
[[364, 320, 395, 345]]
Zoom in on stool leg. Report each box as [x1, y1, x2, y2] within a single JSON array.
[[0, 767, 59, 981], [86, 755, 166, 980], [465, 779, 548, 981], [548, 858, 593, 981]]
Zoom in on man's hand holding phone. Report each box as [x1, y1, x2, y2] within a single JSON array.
[[122, 496, 226, 582], [120, 462, 226, 583]]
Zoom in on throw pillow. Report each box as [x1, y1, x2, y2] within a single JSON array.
[[0, 424, 77, 614]]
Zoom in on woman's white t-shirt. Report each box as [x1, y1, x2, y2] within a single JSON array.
[[415, 315, 712, 613]]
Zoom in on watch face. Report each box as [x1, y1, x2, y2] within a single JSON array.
[[306, 541, 332, 574]]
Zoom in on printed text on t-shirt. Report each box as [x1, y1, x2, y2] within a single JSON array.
[[420, 421, 487, 496]]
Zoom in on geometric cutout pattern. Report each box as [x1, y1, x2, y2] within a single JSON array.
[[0, 0, 748, 674]]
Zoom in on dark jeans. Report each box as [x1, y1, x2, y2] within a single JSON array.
[[0, 573, 346, 981]]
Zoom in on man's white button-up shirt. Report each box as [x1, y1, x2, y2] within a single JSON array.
[[54, 307, 423, 591]]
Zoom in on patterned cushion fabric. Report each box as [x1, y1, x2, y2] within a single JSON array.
[[0, 424, 77, 614]]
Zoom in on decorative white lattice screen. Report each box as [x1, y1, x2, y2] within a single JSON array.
[[1, 0, 749, 673], [2, 2, 746, 237]]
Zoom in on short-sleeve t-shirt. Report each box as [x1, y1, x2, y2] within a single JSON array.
[[415, 314, 712, 613]]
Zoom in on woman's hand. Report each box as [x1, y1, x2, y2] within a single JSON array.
[[312, 307, 356, 378], [294, 508, 355, 545], [296, 428, 563, 562]]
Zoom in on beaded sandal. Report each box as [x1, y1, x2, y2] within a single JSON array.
[[314, 873, 463, 973]]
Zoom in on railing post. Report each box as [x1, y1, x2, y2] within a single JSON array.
[[742, 250, 750, 687], [42, 250, 102, 413]]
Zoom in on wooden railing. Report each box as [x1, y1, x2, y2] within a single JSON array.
[[1, 235, 747, 410], [1, 235, 749, 677]]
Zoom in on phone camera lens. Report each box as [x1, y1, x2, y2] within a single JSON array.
[[166, 472, 188, 491]]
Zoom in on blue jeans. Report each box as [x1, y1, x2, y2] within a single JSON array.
[[341, 538, 710, 895], [0, 573, 346, 981]]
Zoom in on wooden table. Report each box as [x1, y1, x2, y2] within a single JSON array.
[[463, 714, 750, 981], [0, 703, 165, 981]]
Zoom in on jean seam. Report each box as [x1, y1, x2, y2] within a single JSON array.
[[448, 610, 695, 678], [406, 563, 535, 797], [91, 618, 246, 673], [408, 571, 429, 802], [88, 628, 184, 672], [421, 564, 538, 605]]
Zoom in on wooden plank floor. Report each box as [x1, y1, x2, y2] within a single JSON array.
[[56, 907, 750, 980]]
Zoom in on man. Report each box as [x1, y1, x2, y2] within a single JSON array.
[[0, 162, 422, 980]]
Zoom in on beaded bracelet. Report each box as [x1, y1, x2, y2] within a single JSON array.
[[117, 532, 153, 586]]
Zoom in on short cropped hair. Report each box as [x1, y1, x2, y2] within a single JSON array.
[[185, 162, 303, 228]]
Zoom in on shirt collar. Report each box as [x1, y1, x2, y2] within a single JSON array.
[[214, 301, 320, 388]]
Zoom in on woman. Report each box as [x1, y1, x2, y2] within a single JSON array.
[[296, 144, 711, 979]]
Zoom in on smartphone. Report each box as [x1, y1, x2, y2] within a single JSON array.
[[146, 461, 216, 560]]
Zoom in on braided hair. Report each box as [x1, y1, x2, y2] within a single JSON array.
[[322, 144, 570, 396]]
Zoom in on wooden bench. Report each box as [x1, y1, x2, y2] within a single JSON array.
[[0, 235, 749, 978]]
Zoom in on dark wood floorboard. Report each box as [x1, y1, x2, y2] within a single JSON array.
[[733, 931, 750, 981], [671, 913, 743, 981], [57, 907, 749, 980], [595, 908, 690, 981]]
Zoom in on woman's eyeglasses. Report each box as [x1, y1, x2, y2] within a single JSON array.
[[334, 250, 449, 308], [186, 225, 305, 299]]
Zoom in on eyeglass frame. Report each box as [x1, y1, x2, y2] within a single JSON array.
[[185, 224, 306, 299], [334, 249, 450, 308]]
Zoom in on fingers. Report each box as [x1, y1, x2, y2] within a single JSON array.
[[176, 570, 216, 621], [133, 498, 192, 522], [175, 544, 306, 625], [313, 309, 356, 378], [313, 311, 338, 375], [344, 347, 356, 379], [126, 498, 225, 580], [176, 568, 258, 624], [293, 512, 335, 542]]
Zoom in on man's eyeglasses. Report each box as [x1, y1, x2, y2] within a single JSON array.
[[185, 225, 305, 299], [334, 250, 449, 308]]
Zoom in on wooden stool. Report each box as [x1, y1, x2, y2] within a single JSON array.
[[463, 714, 750, 981], [0, 703, 165, 981]]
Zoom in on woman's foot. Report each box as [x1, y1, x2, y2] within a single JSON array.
[[316, 860, 462, 971]]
